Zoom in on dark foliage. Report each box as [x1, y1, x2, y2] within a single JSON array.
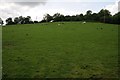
[[5, 9, 120, 25]]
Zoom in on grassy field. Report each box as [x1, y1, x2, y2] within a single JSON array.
[[2, 22, 118, 78]]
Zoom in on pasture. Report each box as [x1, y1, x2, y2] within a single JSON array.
[[2, 22, 118, 78]]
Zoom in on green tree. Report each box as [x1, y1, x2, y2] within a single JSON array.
[[6, 17, 14, 25], [112, 12, 120, 24], [0, 18, 4, 25], [43, 14, 53, 22], [91, 13, 99, 21], [18, 16, 25, 24], [85, 10, 92, 21], [64, 15, 71, 21], [24, 16, 32, 24], [71, 15, 76, 21], [53, 13, 64, 22], [14, 17, 19, 24], [98, 9, 112, 23], [79, 14, 84, 21]]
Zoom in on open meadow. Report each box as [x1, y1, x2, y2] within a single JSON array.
[[2, 22, 118, 78]]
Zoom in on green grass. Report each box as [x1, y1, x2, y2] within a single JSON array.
[[2, 22, 118, 78]]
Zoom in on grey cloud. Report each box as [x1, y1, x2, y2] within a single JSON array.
[[1, 0, 47, 7], [15, 2, 46, 7], [1, 0, 47, 2]]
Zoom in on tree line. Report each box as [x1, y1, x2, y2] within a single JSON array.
[[42, 9, 120, 24], [0, 9, 120, 25]]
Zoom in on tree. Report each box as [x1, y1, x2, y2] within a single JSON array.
[[6, 17, 14, 25], [85, 10, 92, 21], [14, 17, 19, 24], [91, 13, 99, 21], [64, 15, 71, 21], [59, 14, 65, 21], [4, 9, 119, 25], [40, 20, 46, 23], [98, 9, 112, 23], [71, 15, 77, 21], [112, 12, 120, 24], [29, 21, 34, 24], [43, 14, 53, 22], [34, 21, 39, 23], [0, 18, 4, 25], [24, 16, 32, 24], [79, 14, 84, 21], [86, 10, 92, 15], [53, 13, 64, 22], [18, 16, 25, 24], [14, 16, 32, 24]]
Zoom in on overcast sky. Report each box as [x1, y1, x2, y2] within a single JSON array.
[[0, 0, 119, 23]]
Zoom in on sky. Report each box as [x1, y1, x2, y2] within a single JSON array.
[[0, 0, 119, 23]]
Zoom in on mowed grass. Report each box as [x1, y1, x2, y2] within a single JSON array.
[[2, 22, 118, 78]]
